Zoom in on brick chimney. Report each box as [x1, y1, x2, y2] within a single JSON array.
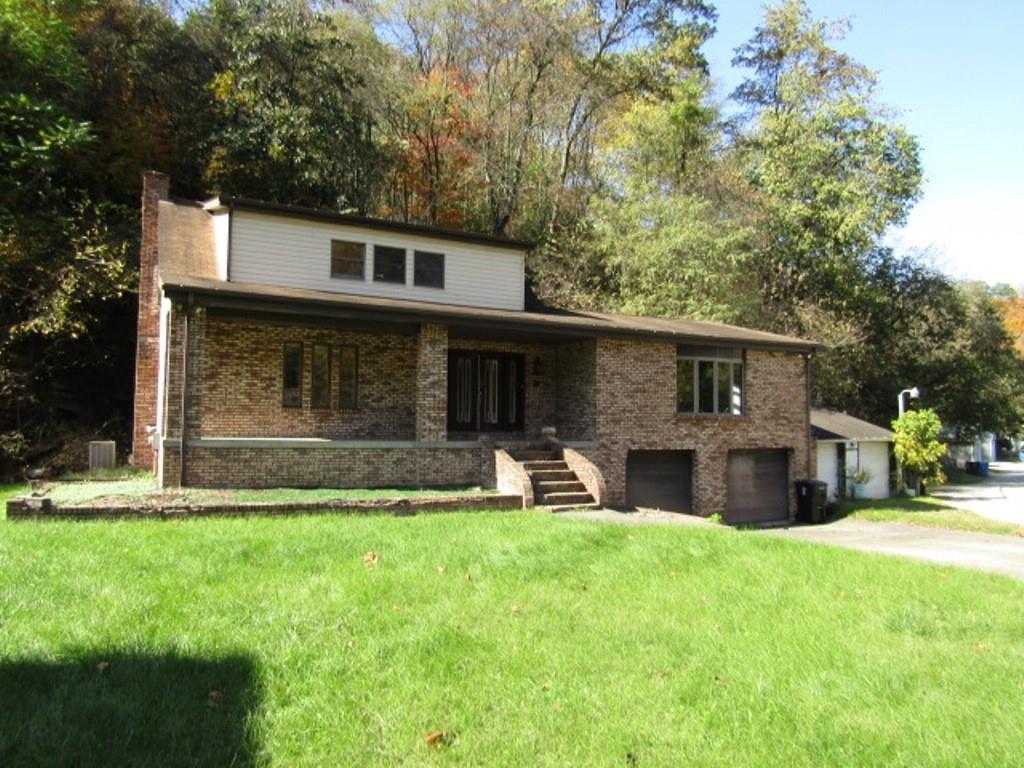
[[132, 171, 170, 469]]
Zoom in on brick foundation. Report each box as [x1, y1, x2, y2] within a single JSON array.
[[165, 442, 490, 489]]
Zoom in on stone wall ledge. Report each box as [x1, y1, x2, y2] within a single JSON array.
[[6, 493, 522, 521], [167, 438, 482, 450]]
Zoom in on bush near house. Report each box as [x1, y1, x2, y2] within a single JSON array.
[[892, 409, 947, 492]]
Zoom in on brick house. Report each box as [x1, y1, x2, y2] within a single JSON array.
[[134, 172, 818, 523]]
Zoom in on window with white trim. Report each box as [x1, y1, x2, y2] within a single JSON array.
[[677, 345, 744, 415]]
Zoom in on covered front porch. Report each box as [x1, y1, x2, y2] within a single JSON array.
[[155, 291, 601, 494]]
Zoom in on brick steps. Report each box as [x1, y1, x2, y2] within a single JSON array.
[[509, 446, 596, 510]]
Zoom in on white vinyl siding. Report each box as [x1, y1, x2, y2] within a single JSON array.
[[229, 210, 526, 311]]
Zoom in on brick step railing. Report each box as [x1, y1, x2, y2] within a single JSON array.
[[508, 448, 599, 512]]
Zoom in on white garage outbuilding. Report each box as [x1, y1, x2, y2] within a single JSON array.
[[812, 409, 893, 501]]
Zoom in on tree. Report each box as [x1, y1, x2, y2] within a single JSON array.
[[377, 65, 484, 227], [730, 0, 922, 328], [892, 409, 946, 493], [199, 0, 380, 211], [996, 295, 1024, 356]]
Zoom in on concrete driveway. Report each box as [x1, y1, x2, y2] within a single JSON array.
[[766, 518, 1024, 581], [930, 461, 1024, 525], [563, 501, 1024, 581]]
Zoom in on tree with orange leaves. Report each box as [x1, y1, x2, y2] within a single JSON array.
[[996, 296, 1024, 356], [378, 66, 484, 229]]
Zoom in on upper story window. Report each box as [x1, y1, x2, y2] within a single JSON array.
[[373, 245, 406, 283], [414, 250, 445, 288], [677, 345, 744, 415], [330, 240, 365, 280]]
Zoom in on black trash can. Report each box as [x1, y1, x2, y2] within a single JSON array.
[[795, 480, 828, 524]]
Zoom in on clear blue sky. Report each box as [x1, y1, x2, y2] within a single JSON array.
[[703, 0, 1024, 288]]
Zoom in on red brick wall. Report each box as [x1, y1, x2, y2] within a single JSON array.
[[415, 324, 448, 441], [164, 443, 489, 489], [586, 339, 811, 516], [156, 304, 811, 508], [555, 339, 596, 441], [198, 313, 417, 439], [132, 171, 169, 469]]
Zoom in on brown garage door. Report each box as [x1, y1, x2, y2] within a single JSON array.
[[726, 449, 789, 524], [626, 450, 694, 513]]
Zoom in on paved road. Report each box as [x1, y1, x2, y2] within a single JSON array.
[[930, 461, 1024, 525]]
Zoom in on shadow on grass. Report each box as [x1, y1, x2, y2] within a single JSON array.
[[0, 651, 262, 768]]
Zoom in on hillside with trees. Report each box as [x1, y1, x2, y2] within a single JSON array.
[[1, 0, 1021, 476]]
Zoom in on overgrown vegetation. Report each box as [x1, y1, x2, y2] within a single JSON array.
[[1, 0, 1022, 478], [2, 512, 1024, 765]]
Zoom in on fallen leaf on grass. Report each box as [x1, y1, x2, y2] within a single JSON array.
[[714, 676, 730, 687], [510, 605, 521, 615], [425, 730, 448, 747], [363, 551, 379, 566], [96, 661, 110, 674]]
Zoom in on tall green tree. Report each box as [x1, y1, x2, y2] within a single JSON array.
[[198, 0, 380, 211], [0, 0, 135, 472], [730, 0, 922, 324]]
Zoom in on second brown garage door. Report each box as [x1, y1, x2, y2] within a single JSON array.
[[726, 449, 789, 524]]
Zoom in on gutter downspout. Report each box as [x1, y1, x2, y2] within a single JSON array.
[[805, 351, 814, 479], [178, 292, 194, 487]]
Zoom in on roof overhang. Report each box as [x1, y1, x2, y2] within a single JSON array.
[[204, 196, 534, 251], [161, 274, 820, 352]]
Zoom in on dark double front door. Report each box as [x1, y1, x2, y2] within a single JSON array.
[[447, 350, 525, 432]]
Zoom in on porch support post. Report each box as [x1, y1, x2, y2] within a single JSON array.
[[415, 323, 448, 442]]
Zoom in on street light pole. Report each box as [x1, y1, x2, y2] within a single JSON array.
[[897, 387, 920, 419], [895, 387, 920, 494]]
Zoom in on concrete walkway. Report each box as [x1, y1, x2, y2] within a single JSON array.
[[930, 461, 1024, 525], [561, 507, 1024, 581]]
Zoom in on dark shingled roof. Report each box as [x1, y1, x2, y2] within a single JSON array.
[[161, 273, 819, 350], [211, 196, 534, 250], [811, 409, 893, 442]]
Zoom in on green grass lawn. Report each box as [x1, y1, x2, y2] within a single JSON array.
[[844, 495, 1024, 537], [2, 512, 1023, 766]]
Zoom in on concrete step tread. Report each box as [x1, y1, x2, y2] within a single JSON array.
[[511, 451, 561, 462], [546, 502, 602, 512], [522, 460, 570, 471], [526, 469, 576, 482], [537, 491, 595, 504], [533, 480, 588, 494]]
